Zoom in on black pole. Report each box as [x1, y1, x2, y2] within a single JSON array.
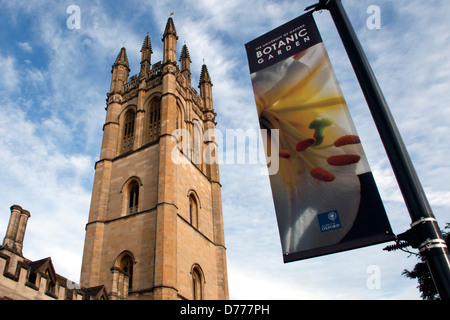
[[312, 0, 450, 299]]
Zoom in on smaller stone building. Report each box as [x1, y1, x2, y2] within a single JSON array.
[[0, 205, 108, 300]]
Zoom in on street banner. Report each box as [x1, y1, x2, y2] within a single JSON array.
[[245, 13, 395, 262]]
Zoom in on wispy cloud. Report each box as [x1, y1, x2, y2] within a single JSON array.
[[17, 41, 32, 52], [0, 54, 20, 92]]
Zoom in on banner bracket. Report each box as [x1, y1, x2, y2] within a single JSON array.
[[395, 229, 422, 250], [386, 217, 446, 254]]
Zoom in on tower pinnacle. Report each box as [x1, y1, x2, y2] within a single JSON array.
[[141, 35, 153, 54], [199, 64, 213, 111], [113, 47, 130, 71], [162, 17, 178, 40], [162, 17, 178, 64], [180, 44, 192, 85], [110, 47, 130, 94], [180, 44, 191, 63], [199, 64, 212, 86], [140, 35, 153, 76]]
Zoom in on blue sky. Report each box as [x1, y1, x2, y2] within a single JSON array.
[[0, 0, 449, 299]]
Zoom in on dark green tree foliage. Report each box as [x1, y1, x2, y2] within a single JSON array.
[[400, 224, 449, 300], [402, 257, 440, 300]]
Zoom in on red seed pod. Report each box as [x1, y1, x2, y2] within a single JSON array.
[[279, 150, 291, 159], [295, 138, 315, 152], [310, 167, 335, 182], [327, 154, 361, 166], [334, 135, 361, 147]]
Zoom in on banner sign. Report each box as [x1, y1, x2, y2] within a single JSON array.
[[245, 13, 395, 262]]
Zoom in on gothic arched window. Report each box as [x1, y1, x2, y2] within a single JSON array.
[[111, 251, 135, 299], [189, 194, 198, 228], [128, 181, 139, 214], [122, 109, 136, 153], [176, 104, 183, 130], [192, 266, 203, 300], [121, 255, 134, 290], [148, 99, 161, 143]]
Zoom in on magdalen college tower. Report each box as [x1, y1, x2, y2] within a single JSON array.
[[79, 17, 229, 300]]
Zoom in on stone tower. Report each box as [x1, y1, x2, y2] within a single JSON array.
[[80, 17, 228, 300]]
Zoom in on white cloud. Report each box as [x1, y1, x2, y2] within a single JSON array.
[[424, 189, 450, 208], [0, 94, 93, 281], [0, 54, 20, 92], [17, 41, 32, 52]]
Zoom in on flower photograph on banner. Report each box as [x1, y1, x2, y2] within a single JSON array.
[[247, 13, 394, 261]]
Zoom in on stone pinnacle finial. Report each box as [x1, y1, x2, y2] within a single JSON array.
[[199, 64, 212, 86], [141, 35, 153, 54], [163, 17, 178, 39], [113, 47, 130, 70]]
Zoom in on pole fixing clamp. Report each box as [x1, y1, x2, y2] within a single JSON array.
[[418, 238, 448, 254], [410, 217, 437, 228]]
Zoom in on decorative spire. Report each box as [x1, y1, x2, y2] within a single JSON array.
[[113, 47, 130, 70], [141, 34, 153, 54], [140, 35, 152, 74], [180, 44, 192, 62], [199, 64, 212, 86], [162, 17, 178, 40]]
